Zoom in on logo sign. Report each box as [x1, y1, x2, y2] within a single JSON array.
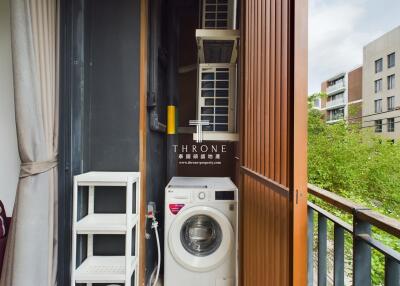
[[171, 119, 227, 166], [189, 120, 209, 143], [169, 204, 185, 215]]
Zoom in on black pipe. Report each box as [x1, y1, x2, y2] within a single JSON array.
[[166, 0, 179, 180], [148, 0, 166, 133]]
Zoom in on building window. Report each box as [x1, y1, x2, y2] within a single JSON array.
[[327, 107, 344, 121], [388, 74, 395, 90], [388, 52, 395, 68], [375, 79, 382, 93], [327, 92, 344, 107], [387, 96, 395, 111], [375, 58, 383, 73], [387, 118, 395, 132], [313, 98, 321, 109], [374, 99, 382, 113], [375, 120, 382, 133]]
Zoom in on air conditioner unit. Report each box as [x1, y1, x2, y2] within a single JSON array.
[[197, 0, 239, 64], [201, 0, 235, 30], [195, 63, 238, 141]]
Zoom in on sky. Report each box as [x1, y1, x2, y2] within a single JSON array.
[[308, 0, 400, 94]]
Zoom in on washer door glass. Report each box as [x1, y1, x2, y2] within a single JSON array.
[[168, 206, 234, 272], [180, 215, 222, 257]]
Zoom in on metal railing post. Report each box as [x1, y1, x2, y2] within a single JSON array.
[[353, 215, 371, 286], [385, 257, 400, 286], [333, 225, 345, 286], [318, 214, 327, 286]]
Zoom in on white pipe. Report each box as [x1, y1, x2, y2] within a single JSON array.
[[152, 221, 161, 286]]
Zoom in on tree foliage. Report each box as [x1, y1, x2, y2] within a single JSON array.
[[307, 94, 400, 284], [308, 95, 400, 218]]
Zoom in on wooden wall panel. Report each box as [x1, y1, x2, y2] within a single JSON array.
[[239, 0, 308, 285], [139, 0, 148, 284]]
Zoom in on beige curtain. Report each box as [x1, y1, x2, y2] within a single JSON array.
[[1, 0, 59, 285]]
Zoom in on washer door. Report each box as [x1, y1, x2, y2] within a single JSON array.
[[168, 206, 234, 272]]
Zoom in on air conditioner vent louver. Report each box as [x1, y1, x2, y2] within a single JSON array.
[[198, 64, 236, 133], [202, 0, 233, 30]]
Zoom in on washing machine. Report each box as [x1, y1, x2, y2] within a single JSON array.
[[164, 177, 238, 286]]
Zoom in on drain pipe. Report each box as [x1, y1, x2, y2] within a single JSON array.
[[148, 0, 166, 133], [166, 0, 179, 180]]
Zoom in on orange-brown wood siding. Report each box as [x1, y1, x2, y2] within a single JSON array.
[[139, 0, 148, 284], [239, 0, 308, 285]]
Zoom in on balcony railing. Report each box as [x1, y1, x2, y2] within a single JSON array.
[[327, 114, 345, 123], [326, 98, 345, 109], [327, 82, 346, 94], [307, 184, 400, 286]]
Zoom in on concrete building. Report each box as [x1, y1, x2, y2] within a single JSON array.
[[320, 66, 363, 123], [362, 26, 400, 140]]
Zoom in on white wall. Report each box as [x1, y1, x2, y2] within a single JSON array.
[[0, 0, 20, 215]]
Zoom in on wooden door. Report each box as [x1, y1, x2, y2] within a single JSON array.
[[239, 0, 308, 285]]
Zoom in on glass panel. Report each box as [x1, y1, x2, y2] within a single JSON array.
[[180, 215, 223, 257], [388, 53, 395, 68]]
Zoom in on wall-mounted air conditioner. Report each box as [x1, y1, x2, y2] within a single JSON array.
[[197, 0, 239, 64], [195, 63, 238, 141], [201, 0, 235, 30]]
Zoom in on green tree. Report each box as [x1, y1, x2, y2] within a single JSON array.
[[307, 93, 400, 285]]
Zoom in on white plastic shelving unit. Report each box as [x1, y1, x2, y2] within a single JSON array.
[[71, 172, 141, 286]]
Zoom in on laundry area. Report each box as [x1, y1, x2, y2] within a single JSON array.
[[62, 0, 241, 285]]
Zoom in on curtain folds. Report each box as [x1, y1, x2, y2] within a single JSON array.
[[0, 0, 59, 285]]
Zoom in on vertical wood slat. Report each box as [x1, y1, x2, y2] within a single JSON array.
[[139, 0, 148, 285], [240, 0, 308, 285]]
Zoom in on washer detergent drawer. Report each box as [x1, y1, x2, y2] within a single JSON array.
[[216, 277, 234, 286]]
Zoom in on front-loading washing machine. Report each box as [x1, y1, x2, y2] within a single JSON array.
[[164, 177, 238, 286]]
